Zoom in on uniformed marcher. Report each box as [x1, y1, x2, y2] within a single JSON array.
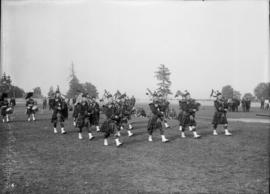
[[25, 92, 38, 122], [211, 91, 232, 136], [91, 97, 101, 132], [75, 94, 95, 140], [72, 93, 83, 127], [100, 93, 123, 147], [0, 93, 12, 123], [118, 94, 134, 137], [177, 91, 201, 138], [147, 95, 169, 143], [51, 90, 67, 134]]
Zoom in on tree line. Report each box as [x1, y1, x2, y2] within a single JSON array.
[[0, 64, 269, 101]]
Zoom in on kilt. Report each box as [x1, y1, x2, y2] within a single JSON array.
[[100, 120, 117, 134], [177, 111, 196, 127], [212, 111, 228, 125], [120, 116, 129, 125], [26, 108, 36, 115], [51, 111, 65, 123], [76, 115, 90, 128], [72, 105, 79, 118], [147, 114, 162, 131], [89, 113, 99, 125]]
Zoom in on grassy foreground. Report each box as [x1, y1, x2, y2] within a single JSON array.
[[0, 104, 269, 193]]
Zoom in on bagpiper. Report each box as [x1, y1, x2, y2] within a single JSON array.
[[0, 93, 13, 123], [51, 89, 67, 134], [146, 92, 169, 143], [25, 92, 38, 121], [75, 93, 95, 140], [210, 90, 232, 136], [100, 91, 123, 147], [117, 94, 134, 137], [146, 88, 171, 129], [91, 97, 101, 132], [176, 90, 201, 138], [72, 93, 83, 127]]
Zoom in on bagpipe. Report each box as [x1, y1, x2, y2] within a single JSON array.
[[146, 88, 168, 119], [210, 89, 228, 112], [32, 105, 39, 112]]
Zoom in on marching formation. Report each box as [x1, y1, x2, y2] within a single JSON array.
[[0, 88, 235, 147]]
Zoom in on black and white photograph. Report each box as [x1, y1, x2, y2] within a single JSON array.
[[0, 0, 269, 193]]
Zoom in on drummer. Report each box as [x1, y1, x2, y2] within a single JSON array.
[[0, 93, 12, 123], [25, 92, 38, 122]]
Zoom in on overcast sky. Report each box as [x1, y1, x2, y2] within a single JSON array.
[[1, 0, 269, 100]]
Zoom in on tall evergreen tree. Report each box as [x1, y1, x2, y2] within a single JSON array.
[[66, 62, 84, 98], [155, 64, 172, 99]]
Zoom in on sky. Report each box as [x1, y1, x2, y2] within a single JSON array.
[[1, 0, 269, 100]]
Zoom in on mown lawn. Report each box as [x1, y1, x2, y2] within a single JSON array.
[[0, 104, 269, 193]]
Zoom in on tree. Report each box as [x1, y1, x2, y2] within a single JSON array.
[[1, 73, 25, 98], [9, 86, 25, 98], [233, 90, 241, 99], [221, 85, 234, 99], [254, 82, 270, 100], [66, 63, 84, 98], [83, 82, 98, 98], [33, 87, 42, 98], [243, 93, 255, 101], [155, 64, 172, 99], [0, 73, 12, 94], [48, 86, 54, 97], [66, 63, 98, 98]]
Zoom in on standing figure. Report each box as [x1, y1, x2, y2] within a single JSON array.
[[25, 92, 37, 122], [10, 97, 16, 107], [43, 98, 47, 109], [265, 99, 270, 110], [177, 91, 201, 138], [212, 91, 232, 136], [100, 95, 123, 147], [51, 90, 67, 134], [0, 93, 12, 123], [245, 98, 251, 112], [48, 97, 54, 110], [260, 98, 265, 110], [147, 97, 169, 143]]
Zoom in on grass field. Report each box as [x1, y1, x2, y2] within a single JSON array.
[[0, 104, 269, 194]]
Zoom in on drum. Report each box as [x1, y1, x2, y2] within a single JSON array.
[[32, 105, 39, 112], [6, 107, 14, 114]]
